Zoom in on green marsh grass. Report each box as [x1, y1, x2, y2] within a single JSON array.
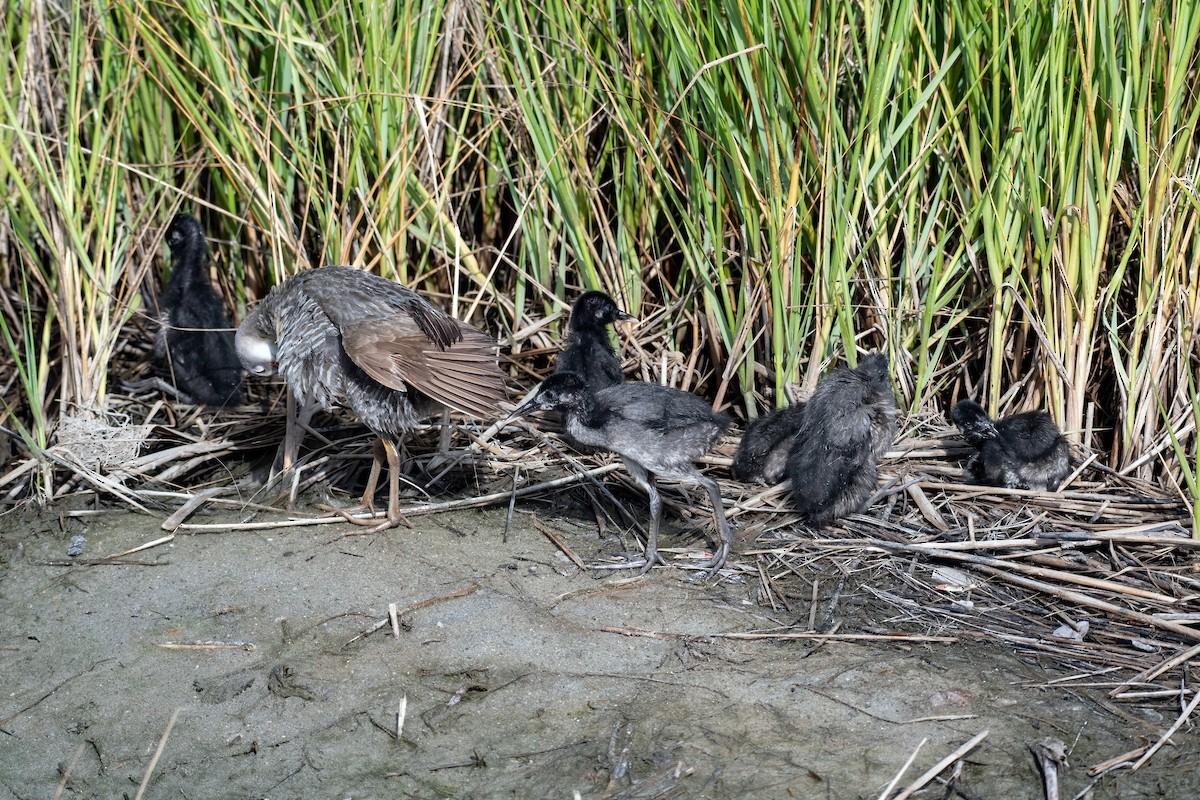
[[1, 0, 1197, 526]]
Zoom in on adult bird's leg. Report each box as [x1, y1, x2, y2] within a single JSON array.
[[359, 439, 386, 513], [698, 475, 732, 576], [274, 391, 316, 481], [266, 392, 319, 508], [319, 437, 412, 531], [378, 437, 414, 530]]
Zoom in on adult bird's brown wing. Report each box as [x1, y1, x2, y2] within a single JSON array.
[[341, 316, 506, 418]]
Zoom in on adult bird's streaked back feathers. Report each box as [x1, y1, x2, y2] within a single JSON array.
[[236, 267, 504, 424]]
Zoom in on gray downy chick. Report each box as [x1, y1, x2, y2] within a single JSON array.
[[731, 401, 807, 485], [786, 353, 897, 527], [516, 371, 733, 576]]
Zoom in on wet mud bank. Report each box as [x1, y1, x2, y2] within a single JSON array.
[[0, 505, 1194, 798]]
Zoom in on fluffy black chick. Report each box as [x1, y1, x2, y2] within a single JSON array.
[[554, 290, 634, 392], [786, 353, 897, 527], [951, 399, 1070, 491], [157, 213, 242, 406], [731, 401, 807, 484]]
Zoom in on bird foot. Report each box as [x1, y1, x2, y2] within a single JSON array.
[[588, 551, 661, 574], [635, 555, 659, 577], [696, 541, 731, 578], [697, 554, 726, 579], [359, 511, 415, 533], [665, 547, 728, 579], [315, 502, 414, 531]]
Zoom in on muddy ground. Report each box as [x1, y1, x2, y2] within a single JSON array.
[[0, 494, 1194, 799]]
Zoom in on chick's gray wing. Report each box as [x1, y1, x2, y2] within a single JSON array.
[[596, 383, 723, 434]]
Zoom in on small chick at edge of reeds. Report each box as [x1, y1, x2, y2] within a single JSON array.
[[155, 212, 243, 407], [731, 400, 807, 485], [515, 371, 733, 577], [951, 399, 1071, 491], [554, 290, 635, 392], [785, 353, 897, 527], [551, 290, 636, 455]]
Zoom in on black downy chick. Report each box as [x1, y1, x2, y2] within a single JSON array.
[[516, 372, 733, 576], [786, 353, 897, 527], [554, 290, 634, 392], [731, 401, 807, 484], [951, 399, 1070, 491], [157, 213, 243, 406]]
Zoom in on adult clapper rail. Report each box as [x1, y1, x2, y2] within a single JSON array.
[[236, 266, 508, 530]]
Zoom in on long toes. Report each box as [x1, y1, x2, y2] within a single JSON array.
[[334, 510, 412, 536], [388, 511, 415, 530], [636, 550, 664, 576], [314, 503, 379, 526], [349, 507, 412, 532]]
